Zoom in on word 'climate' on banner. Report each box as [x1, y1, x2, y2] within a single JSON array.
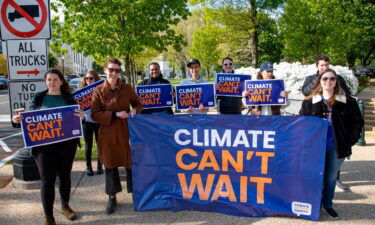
[[176, 84, 215, 110], [244, 80, 286, 106], [73, 80, 104, 111], [215, 73, 252, 97], [128, 115, 328, 221], [136, 84, 173, 109], [20, 105, 83, 148]]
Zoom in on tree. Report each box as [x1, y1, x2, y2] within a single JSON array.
[[280, 0, 375, 66], [53, 0, 190, 86], [48, 53, 59, 68], [189, 0, 285, 67], [0, 54, 7, 77]]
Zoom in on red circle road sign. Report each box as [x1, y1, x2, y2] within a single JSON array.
[[1, 0, 48, 38]]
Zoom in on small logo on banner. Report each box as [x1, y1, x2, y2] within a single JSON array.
[[72, 130, 80, 135], [292, 201, 312, 216]]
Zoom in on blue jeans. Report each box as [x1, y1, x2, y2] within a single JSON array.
[[322, 149, 344, 209]]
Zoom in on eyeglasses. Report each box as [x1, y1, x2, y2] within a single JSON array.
[[224, 63, 233, 66], [107, 68, 121, 73], [85, 77, 94, 81], [321, 77, 336, 81]]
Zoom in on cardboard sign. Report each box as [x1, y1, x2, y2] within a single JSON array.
[[176, 83, 215, 110], [136, 84, 173, 109], [20, 105, 82, 147], [215, 73, 252, 97], [244, 80, 286, 106]]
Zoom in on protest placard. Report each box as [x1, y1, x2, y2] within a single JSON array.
[[136, 84, 173, 109], [72, 80, 104, 111], [20, 105, 83, 148], [244, 80, 286, 106], [176, 83, 215, 110], [215, 73, 252, 97]]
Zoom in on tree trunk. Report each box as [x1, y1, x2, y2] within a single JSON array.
[[124, 55, 132, 86], [249, 0, 258, 67], [346, 51, 356, 70]]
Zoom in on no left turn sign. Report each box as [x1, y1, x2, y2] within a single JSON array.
[[0, 0, 51, 40]]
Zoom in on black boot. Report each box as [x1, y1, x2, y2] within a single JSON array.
[[86, 162, 94, 176], [106, 195, 117, 215], [97, 160, 103, 175], [44, 215, 56, 225]]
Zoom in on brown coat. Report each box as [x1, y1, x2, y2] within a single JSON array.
[[91, 80, 142, 169]]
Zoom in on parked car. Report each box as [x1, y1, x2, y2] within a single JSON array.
[[0, 77, 8, 90], [65, 74, 81, 82], [69, 78, 83, 92]]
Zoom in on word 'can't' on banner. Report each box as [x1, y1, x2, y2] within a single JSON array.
[[244, 80, 286, 106], [73, 80, 104, 111], [136, 84, 173, 109], [20, 105, 83, 148], [215, 73, 252, 97], [128, 115, 328, 221], [176, 84, 215, 110]]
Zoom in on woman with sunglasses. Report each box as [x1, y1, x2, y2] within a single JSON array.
[[12, 68, 84, 225], [299, 69, 363, 219], [91, 57, 142, 215], [80, 70, 103, 176]]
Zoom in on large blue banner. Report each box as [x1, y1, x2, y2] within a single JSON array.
[[128, 115, 328, 221], [73, 80, 104, 111], [20, 105, 83, 147], [176, 84, 215, 110], [136, 84, 173, 109], [215, 73, 252, 97], [244, 80, 286, 106]]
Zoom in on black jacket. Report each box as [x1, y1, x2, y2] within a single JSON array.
[[299, 95, 363, 158], [301, 72, 351, 97], [137, 77, 174, 114], [30, 90, 77, 110]]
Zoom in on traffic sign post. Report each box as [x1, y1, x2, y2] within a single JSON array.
[[0, 0, 51, 40], [8, 80, 46, 118], [6, 39, 48, 80]]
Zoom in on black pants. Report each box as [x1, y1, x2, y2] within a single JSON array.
[[83, 122, 101, 169], [105, 167, 132, 196], [32, 139, 77, 216]]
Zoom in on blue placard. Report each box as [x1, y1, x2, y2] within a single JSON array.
[[20, 105, 83, 148], [128, 115, 328, 221], [136, 84, 173, 109], [176, 83, 215, 110], [73, 80, 104, 111], [215, 73, 252, 97], [244, 80, 286, 106]]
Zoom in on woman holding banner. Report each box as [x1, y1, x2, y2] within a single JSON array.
[[91, 57, 142, 215], [299, 69, 363, 218], [138, 62, 174, 114], [79, 70, 103, 176], [12, 68, 84, 225], [179, 58, 208, 113], [242, 61, 288, 115]]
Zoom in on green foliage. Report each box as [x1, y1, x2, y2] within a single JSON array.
[[280, 0, 375, 66], [48, 53, 59, 68]]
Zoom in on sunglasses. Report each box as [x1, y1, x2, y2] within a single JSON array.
[[107, 68, 121, 73], [224, 63, 233, 66], [321, 77, 336, 81], [85, 77, 94, 80]]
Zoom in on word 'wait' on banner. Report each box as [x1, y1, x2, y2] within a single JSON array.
[[136, 84, 173, 109]]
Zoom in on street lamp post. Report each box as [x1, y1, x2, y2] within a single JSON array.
[[61, 55, 65, 75]]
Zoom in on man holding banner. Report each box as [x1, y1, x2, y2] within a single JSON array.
[[137, 62, 174, 114], [12, 69, 84, 225]]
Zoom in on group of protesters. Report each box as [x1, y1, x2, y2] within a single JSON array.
[[11, 55, 363, 224]]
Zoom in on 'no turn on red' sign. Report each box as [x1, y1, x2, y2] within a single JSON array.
[[6, 39, 48, 80], [0, 0, 51, 40]]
